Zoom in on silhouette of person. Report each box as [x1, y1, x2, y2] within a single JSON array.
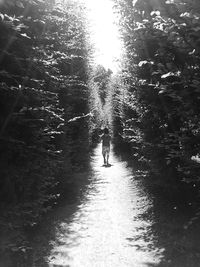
[[101, 128, 111, 165]]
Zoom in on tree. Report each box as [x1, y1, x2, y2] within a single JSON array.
[[92, 65, 112, 105], [113, 0, 200, 182], [0, 0, 92, 259]]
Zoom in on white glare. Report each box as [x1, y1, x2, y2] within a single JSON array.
[[84, 0, 122, 72]]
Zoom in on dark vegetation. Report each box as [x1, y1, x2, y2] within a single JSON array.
[[88, 64, 113, 144], [113, 0, 200, 184], [0, 0, 93, 259], [1, 0, 200, 264], [112, 0, 200, 224]]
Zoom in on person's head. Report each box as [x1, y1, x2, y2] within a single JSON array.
[[104, 128, 109, 134]]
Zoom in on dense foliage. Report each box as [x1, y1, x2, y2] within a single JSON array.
[[0, 0, 91, 256], [113, 0, 200, 183], [88, 64, 113, 143]]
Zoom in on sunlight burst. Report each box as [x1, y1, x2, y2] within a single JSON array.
[[84, 0, 122, 72]]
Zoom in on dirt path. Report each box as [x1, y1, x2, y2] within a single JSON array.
[[48, 145, 163, 267]]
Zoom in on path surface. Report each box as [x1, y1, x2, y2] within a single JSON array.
[[48, 145, 163, 267]]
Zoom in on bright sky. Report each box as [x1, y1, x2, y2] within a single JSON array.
[[84, 0, 123, 72]]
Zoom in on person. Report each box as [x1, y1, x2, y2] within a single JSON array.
[[101, 128, 111, 165]]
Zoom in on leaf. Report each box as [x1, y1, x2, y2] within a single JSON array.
[[16, 1, 24, 8], [150, 11, 160, 16], [189, 49, 195, 55], [20, 33, 31, 39], [161, 71, 181, 79], [180, 12, 193, 18], [138, 60, 153, 67], [0, 13, 4, 21]]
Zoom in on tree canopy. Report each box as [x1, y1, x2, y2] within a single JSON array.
[[113, 0, 200, 183], [0, 0, 92, 258]]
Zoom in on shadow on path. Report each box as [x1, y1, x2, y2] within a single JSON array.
[[5, 144, 200, 267]]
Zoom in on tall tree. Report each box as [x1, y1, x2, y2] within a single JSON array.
[[113, 0, 200, 181], [0, 0, 92, 259]]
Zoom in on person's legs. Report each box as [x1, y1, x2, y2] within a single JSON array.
[[106, 153, 109, 165], [102, 147, 106, 164], [106, 147, 110, 165], [102, 146, 110, 165], [103, 154, 106, 164]]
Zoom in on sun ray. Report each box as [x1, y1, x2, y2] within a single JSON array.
[[84, 0, 122, 72]]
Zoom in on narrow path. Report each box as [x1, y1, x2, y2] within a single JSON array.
[[48, 145, 163, 267]]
